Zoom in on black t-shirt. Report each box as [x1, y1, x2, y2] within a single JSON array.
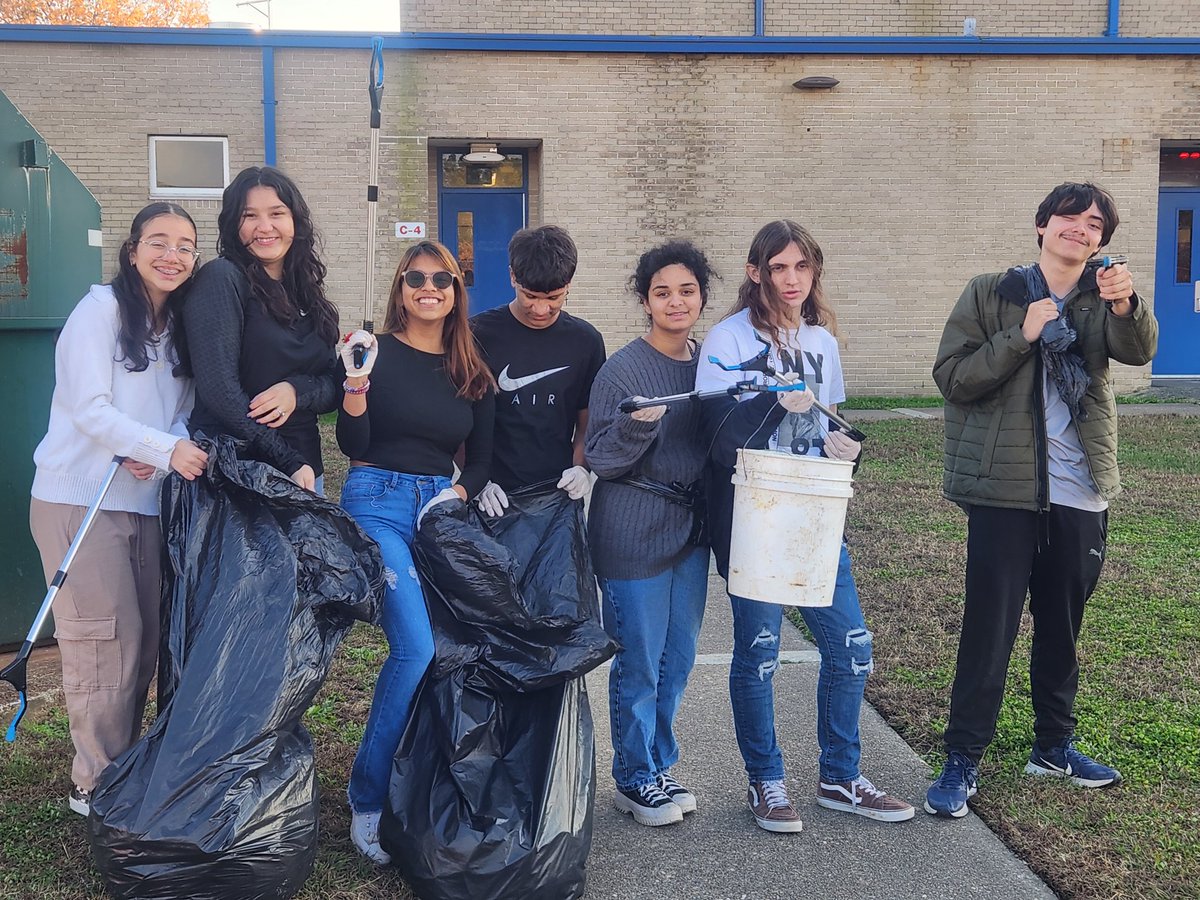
[[470, 305, 606, 490], [335, 335, 495, 498], [185, 258, 339, 477]]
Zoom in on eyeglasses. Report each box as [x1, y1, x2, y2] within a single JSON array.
[[139, 240, 201, 262], [402, 270, 455, 290]]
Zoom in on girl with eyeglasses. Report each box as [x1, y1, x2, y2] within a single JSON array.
[[29, 202, 208, 817], [183, 166, 340, 493], [336, 240, 495, 864]]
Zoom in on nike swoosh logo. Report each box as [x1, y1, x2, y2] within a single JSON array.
[[496, 364, 569, 392]]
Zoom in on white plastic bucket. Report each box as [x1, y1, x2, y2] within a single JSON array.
[[727, 449, 855, 607]]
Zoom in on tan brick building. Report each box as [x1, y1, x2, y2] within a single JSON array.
[[3, 0, 1198, 391]]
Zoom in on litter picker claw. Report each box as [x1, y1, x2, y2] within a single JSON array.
[[2, 456, 123, 742]]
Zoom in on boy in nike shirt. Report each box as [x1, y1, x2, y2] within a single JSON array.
[[470, 225, 606, 513]]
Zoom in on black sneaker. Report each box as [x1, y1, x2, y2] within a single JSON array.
[[68, 785, 91, 817], [656, 772, 697, 814], [614, 781, 684, 826]]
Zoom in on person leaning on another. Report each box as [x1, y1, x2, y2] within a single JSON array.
[[182, 166, 341, 495], [925, 181, 1159, 818], [29, 203, 208, 818], [469, 225, 606, 515]]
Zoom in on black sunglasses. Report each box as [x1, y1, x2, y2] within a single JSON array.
[[402, 270, 455, 290]]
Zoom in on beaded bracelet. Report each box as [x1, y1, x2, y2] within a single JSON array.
[[343, 379, 370, 395]]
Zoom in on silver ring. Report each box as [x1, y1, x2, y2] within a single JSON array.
[[275, 408, 283, 417]]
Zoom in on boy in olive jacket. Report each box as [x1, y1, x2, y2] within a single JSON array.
[[925, 182, 1158, 818]]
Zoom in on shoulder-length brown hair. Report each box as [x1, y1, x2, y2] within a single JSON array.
[[382, 241, 494, 401], [726, 220, 837, 347]]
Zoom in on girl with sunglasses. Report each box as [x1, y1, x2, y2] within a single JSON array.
[[29, 202, 208, 817], [336, 240, 495, 865], [183, 166, 340, 493]]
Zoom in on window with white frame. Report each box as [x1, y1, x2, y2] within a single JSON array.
[[149, 136, 229, 198]]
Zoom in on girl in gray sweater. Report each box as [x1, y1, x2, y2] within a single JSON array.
[[584, 241, 715, 827]]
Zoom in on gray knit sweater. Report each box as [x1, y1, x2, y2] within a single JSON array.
[[584, 336, 708, 580]]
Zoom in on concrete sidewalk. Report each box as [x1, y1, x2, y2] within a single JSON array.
[[583, 573, 1054, 900]]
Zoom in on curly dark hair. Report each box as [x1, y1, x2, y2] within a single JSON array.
[[1035, 181, 1119, 249], [216, 166, 338, 345], [628, 239, 718, 306]]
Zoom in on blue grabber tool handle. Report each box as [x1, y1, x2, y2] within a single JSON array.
[[618, 376, 867, 443], [2, 456, 123, 741]]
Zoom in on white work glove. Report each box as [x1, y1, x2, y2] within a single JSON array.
[[777, 385, 816, 414], [475, 480, 509, 518], [339, 329, 378, 378], [557, 465, 591, 500], [824, 429, 862, 462], [628, 397, 668, 423], [417, 487, 461, 528]]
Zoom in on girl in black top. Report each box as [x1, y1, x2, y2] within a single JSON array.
[[336, 240, 494, 865], [184, 166, 340, 492]]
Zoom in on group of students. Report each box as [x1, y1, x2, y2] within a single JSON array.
[[30, 169, 1156, 870]]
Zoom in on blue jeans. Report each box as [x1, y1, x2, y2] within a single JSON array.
[[728, 543, 872, 784], [599, 547, 709, 791], [340, 465, 451, 814]]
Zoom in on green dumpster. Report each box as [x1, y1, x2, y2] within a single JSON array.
[[0, 90, 102, 645]]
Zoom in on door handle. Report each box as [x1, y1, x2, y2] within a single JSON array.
[[1194, 281, 1199, 313]]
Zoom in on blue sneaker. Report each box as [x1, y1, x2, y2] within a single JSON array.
[[923, 751, 978, 818], [1024, 738, 1122, 788]]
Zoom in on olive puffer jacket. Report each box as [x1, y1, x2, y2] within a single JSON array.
[[933, 267, 1158, 511]]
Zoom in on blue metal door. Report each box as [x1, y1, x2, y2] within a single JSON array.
[[438, 151, 527, 314], [1154, 190, 1200, 375]]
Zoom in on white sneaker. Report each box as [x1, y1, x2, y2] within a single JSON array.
[[350, 810, 392, 865], [68, 785, 91, 817]]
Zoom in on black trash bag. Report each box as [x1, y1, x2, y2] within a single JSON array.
[[380, 485, 618, 900], [89, 434, 384, 900]]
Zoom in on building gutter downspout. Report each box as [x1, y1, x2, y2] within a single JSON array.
[[262, 46, 277, 166], [754, 0, 764, 37], [1105, 0, 1120, 37]]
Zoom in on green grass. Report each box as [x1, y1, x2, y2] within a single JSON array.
[[3, 415, 1196, 899], [850, 414, 1200, 900]]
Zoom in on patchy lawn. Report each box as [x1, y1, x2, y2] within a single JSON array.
[[849, 415, 1200, 900], [2, 415, 1197, 899]]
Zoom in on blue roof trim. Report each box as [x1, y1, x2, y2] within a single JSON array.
[[2, 25, 1199, 55]]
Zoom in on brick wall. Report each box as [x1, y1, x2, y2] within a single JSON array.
[[766, 1, 1107, 37], [3, 40, 1192, 393], [401, 0, 752, 35], [1120, 0, 1199, 36]]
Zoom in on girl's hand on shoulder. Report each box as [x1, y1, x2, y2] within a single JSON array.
[[122, 460, 157, 481], [249, 381, 299, 428], [170, 440, 209, 480]]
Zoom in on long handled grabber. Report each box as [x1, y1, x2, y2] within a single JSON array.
[[2, 455, 123, 742], [354, 35, 385, 369], [619, 341, 867, 442]]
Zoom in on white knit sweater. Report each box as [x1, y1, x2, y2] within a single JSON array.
[[32, 284, 194, 516]]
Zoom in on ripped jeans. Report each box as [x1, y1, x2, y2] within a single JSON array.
[[340, 465, 451, 814], [728, 543, 871, 784]]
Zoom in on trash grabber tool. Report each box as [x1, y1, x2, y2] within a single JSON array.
[[2, 455, 123, 742], [708, 337, 868, 441], [355, 35, 385, 369]]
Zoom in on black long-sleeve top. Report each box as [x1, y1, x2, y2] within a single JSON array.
[[336, 335, 494, 499], [184, 258, 340, 477]]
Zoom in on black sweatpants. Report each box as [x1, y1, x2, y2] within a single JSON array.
[[943, 503, 1108, 762]]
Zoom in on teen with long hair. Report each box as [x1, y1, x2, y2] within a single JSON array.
[[337, 240, 495, 864], [584, 240, 715, 827], [695, 220, 914, 833], [30, 202, 208, 816], [183, 166, 340, 492]]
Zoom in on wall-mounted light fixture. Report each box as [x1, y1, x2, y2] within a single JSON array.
[[792, 76, 840, 90], [462, 142, 504, 165]]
